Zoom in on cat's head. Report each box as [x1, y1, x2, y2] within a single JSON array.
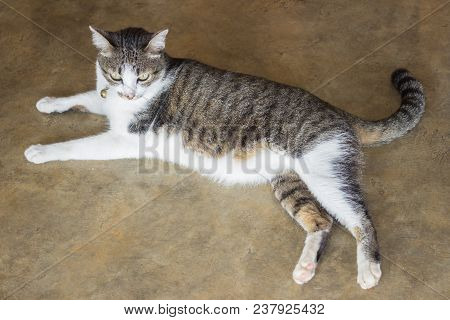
[[89, 26, 169, 100]]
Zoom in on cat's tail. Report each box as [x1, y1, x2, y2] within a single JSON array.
[[348, 69, 425, 146]]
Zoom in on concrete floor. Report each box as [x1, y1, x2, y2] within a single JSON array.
[[1, 0, 449, 299]]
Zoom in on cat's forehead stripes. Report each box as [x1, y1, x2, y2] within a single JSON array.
[[94, 27, 169, 87], [104, 27, 154, 50]]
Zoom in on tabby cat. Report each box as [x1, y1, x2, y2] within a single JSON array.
[[25, 27, 425, 289]]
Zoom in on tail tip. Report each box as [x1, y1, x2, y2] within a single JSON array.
[[391, 68, 411, 88]]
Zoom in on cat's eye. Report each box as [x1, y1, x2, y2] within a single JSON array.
[[138, 73, 150, 82], [109, 72, 122, 82]]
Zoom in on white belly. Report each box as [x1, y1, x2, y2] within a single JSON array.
[[144, 130, 297, 185]]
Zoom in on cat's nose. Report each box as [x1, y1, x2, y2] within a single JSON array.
[[123, 92, 135, 100]]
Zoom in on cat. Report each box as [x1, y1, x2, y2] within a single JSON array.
[[25, 27, 425, 289]]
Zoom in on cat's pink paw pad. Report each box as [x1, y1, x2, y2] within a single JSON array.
[[292, 261, 316, 285], [304, 262, 315, 270]]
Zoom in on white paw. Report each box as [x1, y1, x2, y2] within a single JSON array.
[[24, 144, 54, 164], [292, 261, 316, 285], [36, 96, 66, 113], [357, 261, 382, 289]]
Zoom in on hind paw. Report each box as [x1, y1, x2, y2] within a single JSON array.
[[357, 261, 382, 289], [293, 261, 316, 285]]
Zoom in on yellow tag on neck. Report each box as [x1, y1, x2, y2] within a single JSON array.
[[100, 88, 108, 98]]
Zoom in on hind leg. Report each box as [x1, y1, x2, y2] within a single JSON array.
[[271, 171, 333, 285], [297, 137, 381, 289]]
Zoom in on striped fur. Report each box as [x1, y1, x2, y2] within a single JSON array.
[[348, 69, 426, 146], [271, 171, 332, 284]]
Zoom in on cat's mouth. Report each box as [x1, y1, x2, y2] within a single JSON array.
[[118, 91, 139, 101]]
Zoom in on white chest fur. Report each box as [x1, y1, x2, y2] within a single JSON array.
[[95, 62, 171, 134]]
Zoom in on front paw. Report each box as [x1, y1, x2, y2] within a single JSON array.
[[36, 97, 66, 113], [25, 144, 54, 164]]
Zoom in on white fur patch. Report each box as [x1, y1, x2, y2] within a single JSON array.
[[295, 137, 361, 228], [293, 230, 326, 285], [25, 133, 140, 163], [141, 130, 301, 185], [95, 62, 171, 134], [357, 246, 382, 289], [121, 64, 138, 98]]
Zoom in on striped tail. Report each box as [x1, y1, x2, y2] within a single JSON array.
[[350, 69, 425, 146]]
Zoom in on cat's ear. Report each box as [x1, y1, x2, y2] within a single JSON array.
[[89, 26, 113, 57], [145, 29, 169, 57]]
